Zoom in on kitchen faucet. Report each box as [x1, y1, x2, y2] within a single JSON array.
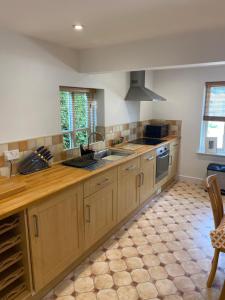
[[88, 132, 104, 149], [80, 132, 105, 157]]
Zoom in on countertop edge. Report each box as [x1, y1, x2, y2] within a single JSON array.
[[0, 136, 179, 219]]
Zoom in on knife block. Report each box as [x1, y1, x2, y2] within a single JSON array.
[[18, 147, 52, 175]]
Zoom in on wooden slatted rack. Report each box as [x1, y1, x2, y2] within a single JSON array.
[[0, 214, 30, 300]]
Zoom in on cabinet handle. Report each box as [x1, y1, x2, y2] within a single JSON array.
[[86, 205, 91, 223], [169, 155, 173, 166], [173, 144, 178, 147], [125, 165, 136, 171], [137, 173, 142, 187], [141, 172, 144, 185], [97, 178, 110, 186], [33, 215, 39, 237], [146, 156, 154, 161]]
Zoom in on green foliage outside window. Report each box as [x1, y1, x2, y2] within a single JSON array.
[[60, 92, 70, 131], [59, 89, 96, 149], [76, 130, 88, 146], [74, 94, 88, 129], [63, 133, 72, 149]]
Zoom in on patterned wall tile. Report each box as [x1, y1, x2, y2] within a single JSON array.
[[0, 155, 5, 167], [8, 142, 19, 150], [0, 119, 182, 176]]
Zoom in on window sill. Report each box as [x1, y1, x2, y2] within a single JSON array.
[[197, 151, 225, 158]]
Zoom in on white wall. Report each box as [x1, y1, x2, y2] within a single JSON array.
[[0, 30, 151, 143], [153, 66, 225, 179], [79, 28, 225, 73], [92, 72, 141, 127], [0, 29, 79, 143]]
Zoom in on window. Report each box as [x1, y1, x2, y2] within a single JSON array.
[[200, 82, 225, 153], [59, 86, 97, 149]]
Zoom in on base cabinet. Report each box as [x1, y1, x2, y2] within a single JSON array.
[[117, 158, 140, 222], [84, 178, 117, 249], [140, 151, 156, 204], [24, 141, 179, 299], [28, 184, 83, 291]]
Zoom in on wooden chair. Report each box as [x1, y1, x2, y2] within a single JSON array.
[[219, 281, 225, 300], [205, 175, 225, 288]]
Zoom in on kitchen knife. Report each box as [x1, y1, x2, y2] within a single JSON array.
[[45, 153, 53, 161]]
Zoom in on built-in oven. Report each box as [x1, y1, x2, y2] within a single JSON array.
[[156, 145, 170, 183]]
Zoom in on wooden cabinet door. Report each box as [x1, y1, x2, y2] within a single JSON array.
[[140, 151, 156, 204], [28, 184, 83, 291], [117, 158, 140, 222], [84, 179, 117, 249], [169, 140, 179, 179]]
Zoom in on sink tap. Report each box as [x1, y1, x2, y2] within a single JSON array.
[[88, 132, 104, 149]]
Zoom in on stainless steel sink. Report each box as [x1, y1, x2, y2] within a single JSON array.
[[94, 148, 134, 160], [63, 148, 134, 171], [85, 149, 134, 170]]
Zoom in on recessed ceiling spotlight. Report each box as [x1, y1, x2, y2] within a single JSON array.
[[73, 24, 84, 31]]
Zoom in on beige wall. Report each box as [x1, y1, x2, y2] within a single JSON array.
[[153, 65, 225, 179], [92, 72, 141, 127]]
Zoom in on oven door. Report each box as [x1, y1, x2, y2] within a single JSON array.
[[156, 150, 170, 183]]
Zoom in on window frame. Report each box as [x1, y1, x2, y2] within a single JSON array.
[[59, 86, 96, 149], [203, 81, 225, 122], [199, 81, 225, 154]]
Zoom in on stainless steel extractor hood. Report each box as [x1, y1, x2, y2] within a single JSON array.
[[125, 71, 166, 101]]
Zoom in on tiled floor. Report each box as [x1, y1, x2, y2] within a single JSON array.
[[43, 181, 225, 300]]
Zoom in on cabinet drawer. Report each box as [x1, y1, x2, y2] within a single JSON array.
[[118, 158, 140, 176], [84, 168, 117, 198]]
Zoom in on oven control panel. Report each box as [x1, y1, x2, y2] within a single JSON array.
[[156, 145, 169, 156]]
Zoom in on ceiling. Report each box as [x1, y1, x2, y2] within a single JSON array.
[[1, 0, 225, 50]]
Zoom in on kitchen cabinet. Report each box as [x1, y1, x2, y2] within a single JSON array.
[[140, 150, 156, 204], [117, 158, 140, 222], [168, 139, 179, 180], [1, 136, 182, 300], [84, 169, 117, 249], [28, 184, 83, 291]]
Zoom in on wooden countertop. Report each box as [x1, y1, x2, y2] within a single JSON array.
[[0, 136, 178, 219]]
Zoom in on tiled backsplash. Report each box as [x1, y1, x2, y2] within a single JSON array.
[[0, 134, 66, 177], [0, 119, 181, 177], [102, 119, 182, 147]]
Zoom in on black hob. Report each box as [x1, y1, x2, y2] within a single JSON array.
[[130, 138, 165, 145]]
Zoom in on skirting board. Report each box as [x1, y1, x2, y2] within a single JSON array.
[[178, 175, 204, 185]]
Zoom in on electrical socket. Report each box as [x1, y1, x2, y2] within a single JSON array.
[[4, 149, 20, 161]]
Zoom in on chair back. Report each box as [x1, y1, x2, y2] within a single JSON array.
[[206, 175, 224, 228]]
